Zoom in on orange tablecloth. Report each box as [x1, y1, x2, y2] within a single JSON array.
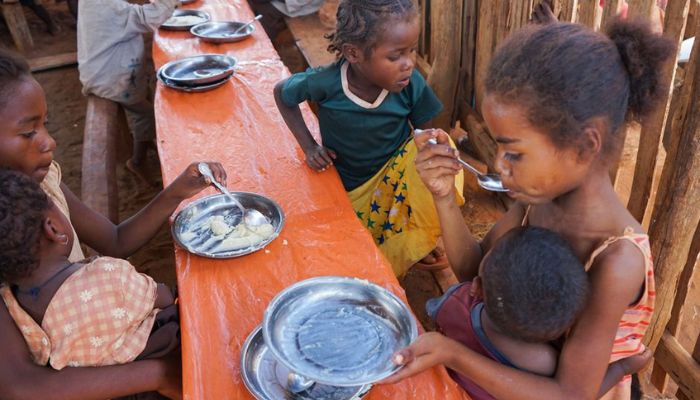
[[153, 1, 469, 398]]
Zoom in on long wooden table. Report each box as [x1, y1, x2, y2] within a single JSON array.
[[153, 1, 469, 398]]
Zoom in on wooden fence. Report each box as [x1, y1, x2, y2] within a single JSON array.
[[416, 0, 700, 398]]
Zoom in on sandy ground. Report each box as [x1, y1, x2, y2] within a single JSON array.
[[3, 2, 698, 398]]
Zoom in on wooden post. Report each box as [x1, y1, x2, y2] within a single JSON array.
[[578, 0, 601, 29], [627, 0, 690, 222], [1, 2, 33, 52], [644, 28, 700, 351], [426, 0, 463, 129], [601, 0, 622, 28], [653, 333, 700, 399], [627, 0, 656, 19], [559, 0, 579, 22], [474, 0, 498, 112], [81, 96, 120, 225], [460, 0, 478, 109]]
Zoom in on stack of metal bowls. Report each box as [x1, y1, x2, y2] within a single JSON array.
[[240, 276, 419, 400], [157, 54, 236, 92]]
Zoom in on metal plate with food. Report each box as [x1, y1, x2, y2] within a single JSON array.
[[190, 21, 255, 43], [241, 325, 371, 400], [172, 193, 284, 258], [158, 54, 236, 86], [160, 9, 210, 31], [157, 69, 231, 93], [262, 277, 418, 387]]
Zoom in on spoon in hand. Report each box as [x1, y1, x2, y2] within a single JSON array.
[[197, 163, 270, 226], [422, 135, 509, 192]]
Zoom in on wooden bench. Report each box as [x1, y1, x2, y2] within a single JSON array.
[[81, 95, 120, 225], [1, 0, 33, 52]]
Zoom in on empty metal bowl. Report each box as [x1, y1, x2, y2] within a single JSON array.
[[241, 325, 371, 400], [157, 68, 231, 93], [160, 9, 210, 31], [158, 54, 236, 86], [262, 276, 418, 387], [190, 21, 255, 43], [171, 193, 284, 258]]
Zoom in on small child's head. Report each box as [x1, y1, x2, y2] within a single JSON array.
[[328, 0, 420, 92], [0, 49, 56, 183], [482, 20, 674, 203], [477, 226, 588, 342], [0, 169, 73, 283]]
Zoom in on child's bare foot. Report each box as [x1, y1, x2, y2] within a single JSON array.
[[531, 0, 558, 24], [126, 159, 158, 188], [415, 247, 450, 271]]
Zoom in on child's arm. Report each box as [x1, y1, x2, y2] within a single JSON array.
[[414, 129, 526, 281], [154, 283, 176, 309], [273, 79, 336, 171], [0, 301, 181, 400], [598, 348, 652, 398], [385, 241, 646, 400], [64, 162, 226, 258], [119, 0, 180, 34]]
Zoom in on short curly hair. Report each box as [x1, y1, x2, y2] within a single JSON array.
[[0, 169, 50, 283], [481, 226, 589, 343], [326, 0, 419, 58]]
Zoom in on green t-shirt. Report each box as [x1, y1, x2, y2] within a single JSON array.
[[281, 61, 443, 191]]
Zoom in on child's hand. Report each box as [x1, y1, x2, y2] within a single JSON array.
[[379, 332, 452, 385], [304, 144, 337, 171], [156, 351, 183, 400], [415, 129, 461, 200], [166, 162, 227, 200]]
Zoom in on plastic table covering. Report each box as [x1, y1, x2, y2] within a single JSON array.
[[152, 1, 470, 398]]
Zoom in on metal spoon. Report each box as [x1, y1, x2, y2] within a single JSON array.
[[231, 14, 262, 35], [197, 163, 270, 226], [423, 136, 509, 192], [274, 362, 315, 393]]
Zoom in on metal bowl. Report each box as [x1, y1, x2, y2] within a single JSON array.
[[159, 54, 236, 86], [157, 69, 231, 93], [263, 277, 418, 387], [241, 325, 371, 400], [180, 0, 198, 4], [172, 193, 284, 258], [190, 21, 255, 43], [160, 9, 210, 31]]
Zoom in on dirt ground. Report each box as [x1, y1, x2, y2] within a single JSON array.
[[2, 2, 698, 399]]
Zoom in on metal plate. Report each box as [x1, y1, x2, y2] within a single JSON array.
[[263, 277, 418, 387], [180, 0, 198, 4], [160, 9, 210, 31], [172, 193, 284, 258], [159, 54, 236, 86], [241, 326, 371, 400], [157, 69, 231, 93], [190, 21, 255, 43]]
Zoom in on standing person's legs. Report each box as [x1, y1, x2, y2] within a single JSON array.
[[121, 99, 157, 186]]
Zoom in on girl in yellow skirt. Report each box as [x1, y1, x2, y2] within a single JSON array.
[[274, 0, 463, 276]]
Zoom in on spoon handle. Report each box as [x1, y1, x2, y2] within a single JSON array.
[[197, 163, 246, 214], [233, 14, 262, 34], [425, 137, 484, 178]]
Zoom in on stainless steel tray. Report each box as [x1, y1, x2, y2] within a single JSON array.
[[191, 21, 255, 43], [159, 54, 236, 86], [157, 69, 231, 93], [160, 9, 210, 31], [172, 193, 284, 258], [263, 277, 418, 387], [241, 325, 371, 400]]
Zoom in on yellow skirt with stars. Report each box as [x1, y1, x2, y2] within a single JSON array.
[[348, 138, 464, 277]]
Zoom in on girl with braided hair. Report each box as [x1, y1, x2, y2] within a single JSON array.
[[274, 0, 464, 277]]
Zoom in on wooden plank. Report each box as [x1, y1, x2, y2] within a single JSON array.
[[474, 0, 498, 112], [284, 14, 335, 68], [559, 0, 579, 22], [627, 0, 656, 19], [427, 0, 463, 129], [458, 101, 498, 172], [654, 332, 700, 399], [578, 0, 601, 29], [81, 96, 119, 226], [627, 0, 690, 222], [1, 2, 33, 52], [460, 0, 478, 108], [601, 0, 622, 28], [28, 52, 77, 73], [644, 21, 700, 351]]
